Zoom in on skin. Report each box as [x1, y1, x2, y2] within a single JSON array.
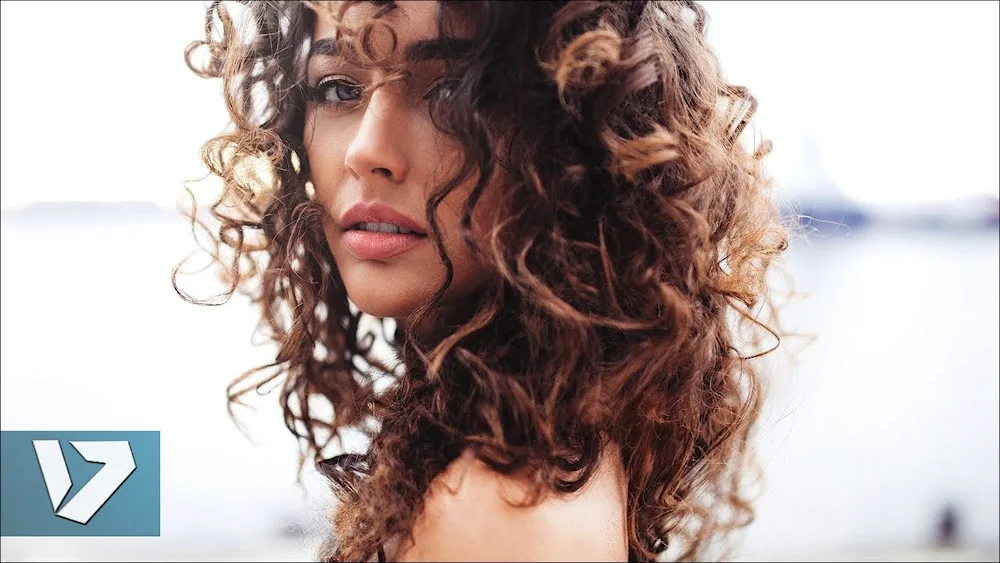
[[306, 2, 628, 559], [305, 1, 493, 320], [396, 445, 629, 561]]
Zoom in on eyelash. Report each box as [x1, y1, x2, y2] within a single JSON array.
[[307, 76, 363, 107], [306, 75, 458, 109]]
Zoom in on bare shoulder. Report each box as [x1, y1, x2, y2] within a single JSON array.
[[394, 443, 628, 562]]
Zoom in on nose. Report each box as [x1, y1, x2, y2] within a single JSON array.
[[344, 88, 410, 184]]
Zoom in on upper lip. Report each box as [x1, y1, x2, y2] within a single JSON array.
[[339, 201, 427, 235]]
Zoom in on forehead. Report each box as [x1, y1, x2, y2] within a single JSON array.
[[312, 1, 443, 45]]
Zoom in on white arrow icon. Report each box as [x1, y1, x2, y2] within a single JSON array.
[[31, 440, 137, 525]]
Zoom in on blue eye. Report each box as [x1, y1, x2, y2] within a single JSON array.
[[310, 76, 363, 105], [425, 79, 458, 102]]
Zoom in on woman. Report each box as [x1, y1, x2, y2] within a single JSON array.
[[178, 0, 789, 560]]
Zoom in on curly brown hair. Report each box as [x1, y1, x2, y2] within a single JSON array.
[[176, 1, 791, 560]]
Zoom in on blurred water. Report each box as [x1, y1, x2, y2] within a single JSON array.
[[1, 211, 997, 560], [742, 225, 1000, 558]]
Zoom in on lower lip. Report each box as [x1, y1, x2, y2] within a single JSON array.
[[341, 230, 427, 260]]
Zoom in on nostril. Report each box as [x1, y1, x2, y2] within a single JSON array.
[[372, 167, 393, 179]]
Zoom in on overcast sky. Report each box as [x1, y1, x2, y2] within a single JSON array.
[[1, 1, 997, 210]]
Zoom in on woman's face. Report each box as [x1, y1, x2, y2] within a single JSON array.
[[304, 1, 492, 320]]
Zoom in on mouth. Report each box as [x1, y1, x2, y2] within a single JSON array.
[[339, 202, 429, 260], [346, 221, 427, 236]]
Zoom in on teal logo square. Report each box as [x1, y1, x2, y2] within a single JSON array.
[[0, 430, 160, 536]]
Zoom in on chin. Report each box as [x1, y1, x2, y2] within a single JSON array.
[[339, 260, 443, 320], [348, 291, 421, 320], [330, 235, 491, 325]]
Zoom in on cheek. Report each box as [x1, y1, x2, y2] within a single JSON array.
[[303, 115, 348, 203], [436, 172, 504, 284], [449, 171, 503, 242]]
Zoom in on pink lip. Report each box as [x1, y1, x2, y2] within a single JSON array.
[[342, 230, 427, 260], [339, 201, 428, 261]]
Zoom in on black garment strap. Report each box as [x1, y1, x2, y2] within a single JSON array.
[[319, 454, 388, 562], [318, 453, 371, 479]]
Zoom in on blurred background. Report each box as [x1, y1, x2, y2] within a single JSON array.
[[1, 1, 997, 561]]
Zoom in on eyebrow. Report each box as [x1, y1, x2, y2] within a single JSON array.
[[308, 37, 475, 63]]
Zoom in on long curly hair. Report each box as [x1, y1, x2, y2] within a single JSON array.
[[176, 1, 791, 560]]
